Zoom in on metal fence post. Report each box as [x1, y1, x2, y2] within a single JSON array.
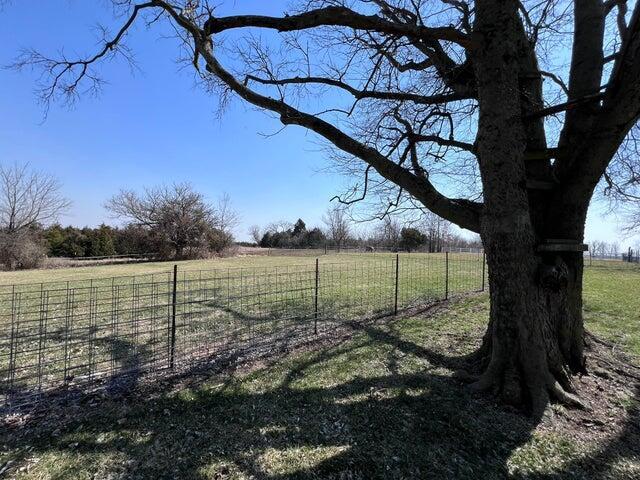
[[7, 286, 17, 396], [394, 253, 399, 315], [445, 251, 449, 300], [481, 252, 486, 292], [314, 258, 319, 334], [169, 264, 178, 369]]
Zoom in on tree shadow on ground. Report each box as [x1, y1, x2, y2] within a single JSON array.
[[2, 310, 639, 479], [0, 331, 153, 413]]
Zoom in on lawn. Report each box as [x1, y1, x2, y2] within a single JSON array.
[[0, 256, 638, 479]]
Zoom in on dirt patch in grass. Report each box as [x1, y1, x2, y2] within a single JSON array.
[[1, 295, 639, 479], [533, 337, 640, 478]]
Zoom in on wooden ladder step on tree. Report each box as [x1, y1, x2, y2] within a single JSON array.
[[526, 179, 557, 190], [537, 239, 589, 253]]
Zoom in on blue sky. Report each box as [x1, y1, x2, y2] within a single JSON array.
[[0, 1, 636, 246]]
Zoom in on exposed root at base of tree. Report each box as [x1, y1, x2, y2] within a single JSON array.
[[464, 369, 585, 418], [454, 334, 640, 418], [547, 378, 586, 409]]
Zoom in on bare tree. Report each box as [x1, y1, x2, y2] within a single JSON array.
[[590, 240, 606, 258], [106, 183, 235, 259], [589, 240, 624, 259], [14, 0, 640, 413], [248, 225, 262, 245], [0, 162, 70, 233], [609, 242, 621, 258], [322, 205, 351, 249], [421, 211, 452, 253], [213, 192, 240, 234], [375, 215, 402, 249], [622, 201, 640, 233], [266, 220, 293, 234], [0, 163, 70, 269]]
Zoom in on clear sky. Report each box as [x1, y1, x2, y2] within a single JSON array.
[[0, 1, 637, 247]]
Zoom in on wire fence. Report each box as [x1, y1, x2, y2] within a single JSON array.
[[254, 245, 484, 257], [52, 253, 158, 262], [585, 249, 640, 265], [0, 252, 485, 410]]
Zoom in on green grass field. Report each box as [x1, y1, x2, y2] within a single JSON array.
[[1, 255, 638, 479], [584, 262, 640, 358], [0, 252, 483, 285], [0, 253, 483, 409]]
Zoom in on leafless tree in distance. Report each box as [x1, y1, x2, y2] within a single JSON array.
[[0, 162, 70, 233], [421, 211, 452, 253], [0, 162, 70, 269], [12, 0, 640, 414], [322, 204, 351, 249], [106, 183, 236, 259], [266, 220, 294, 234], [213, 192, 240, 234], [376, 215, 402, 249], [248, 225, 262, 245]]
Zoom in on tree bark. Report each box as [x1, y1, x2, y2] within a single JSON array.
[[469, 0, 588, 416], [473, 234, 586, 416]]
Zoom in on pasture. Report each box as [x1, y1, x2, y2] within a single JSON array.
[[0, 256, 638, 479], [0, 252, 483, 409]]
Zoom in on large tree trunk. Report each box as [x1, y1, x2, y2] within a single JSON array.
[[473, 229, 586, 416], [470, 0, 589, 416]]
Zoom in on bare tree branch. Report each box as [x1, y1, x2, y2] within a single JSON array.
[[203, 6, 471, 46], [244, 74, 472, 106]]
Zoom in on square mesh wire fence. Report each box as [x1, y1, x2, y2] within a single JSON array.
[[0, 253, 485, 410]]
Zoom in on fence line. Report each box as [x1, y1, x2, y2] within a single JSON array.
[[259, 245, 484, 256], [586, 249, 640, 265], [52, 253, 158, 262], [0, 252, 486, 410]]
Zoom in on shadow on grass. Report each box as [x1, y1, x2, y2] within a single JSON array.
[[2, 306, 639, 479], [0, 332, 154, 413], [517, 386, 640, 480], [3, 361, 524, 478]]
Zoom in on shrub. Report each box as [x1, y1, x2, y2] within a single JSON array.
[[400, 228, 427, 252], [206, 227, 234, 254], [258, 220, 326, 249], [0, 231, 47, 270]]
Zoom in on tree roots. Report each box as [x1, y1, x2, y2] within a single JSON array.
[[465, 364, 587, 417]]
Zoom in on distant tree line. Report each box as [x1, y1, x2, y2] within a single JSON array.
[[589, 240, 640, 260], [0, 162, 238, 270], [589, 240, 621, 258], [249, 207, 481, 253], [19, 209, 237, 266], [43, 224, 154, 258], [356, 212, 480, 252], [255, 219, 327, 249]]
